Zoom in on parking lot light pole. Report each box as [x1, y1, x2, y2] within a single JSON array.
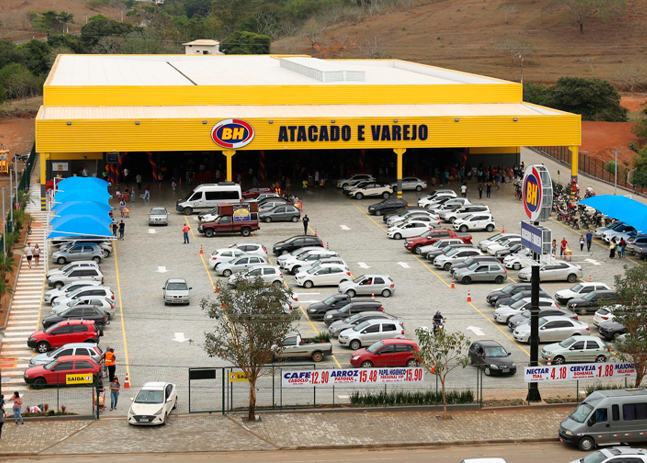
[[527, 248, 542, 403]]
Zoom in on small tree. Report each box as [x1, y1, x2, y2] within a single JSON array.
[[497, 3, 518, 23], [612, 263, 647, 387], [414, 328, 471, 419], [545, 77, 628, 122], [604, 160, 618, 176], [58, 12, 74, 34], [201, 277, 299, 421], [548, 0, 626, 34], [0, 279, 13, 309]]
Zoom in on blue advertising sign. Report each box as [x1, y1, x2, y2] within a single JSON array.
[[521, 221, 552, 255], [106, 153, 119, 164]]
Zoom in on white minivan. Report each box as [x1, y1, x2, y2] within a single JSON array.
[[176, 182, 242, 215]]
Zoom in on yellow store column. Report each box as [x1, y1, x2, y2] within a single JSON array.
[[222, 150, 236, 182], [394, 148, 406, 199]]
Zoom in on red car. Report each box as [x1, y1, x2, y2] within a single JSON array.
[[28, 319, 101, 353], [350, 339, 420, 368], [404, 229, 472, 253], [242, 187, 273, 199], [24, 355, 101, 389]]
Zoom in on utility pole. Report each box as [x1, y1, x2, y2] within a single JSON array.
[[2, 187, 6, 257], [527, 242, 541, 403], [9, 165, 13, 228], [613, 150, 619, 195], [519, 50, 524, 85]]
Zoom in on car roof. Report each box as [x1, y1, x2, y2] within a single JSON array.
[[358, 274, 391, 279], [475, 340, 504, 348], [248, 264, 279, 270], [57, 342, 99, 348], [542, 315, 579, 321], [362, 318, 400, 325], [56, 355, 95, 362], [141, 381, 169, 390], [166, 278, 187, 283], [382, 338, 416, 345]]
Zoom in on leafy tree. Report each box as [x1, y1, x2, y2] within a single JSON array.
[[58, 12, 75, 33], [35, 10, 63, 34], [604, 160, 619, 176], [81, 15, 135, 47], [201, 277, 299, 421], [48, 34, 88, 54], [122, 30, 181, 54], [523, 82, 552, 106], [0, 85, 6, 106], [0, 63, 41, 99], [545, 77, 628, 122], [549, 0, 626, 34], [18, 39, 53, 76], [220, 31, 271, 54], [0, 42, 20, 70], [414, 328, 471, 419], [0, 279, 13, 309], [612, 263, 647, 387], [632, 105, 647, 146]]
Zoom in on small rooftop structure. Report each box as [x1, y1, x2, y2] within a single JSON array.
[[182, 39, 222, 55]]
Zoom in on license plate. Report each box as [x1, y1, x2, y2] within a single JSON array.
[[140, 418, 149, 422], [502, 368, 510, 373]]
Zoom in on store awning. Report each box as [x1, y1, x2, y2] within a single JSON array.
[[54, 200, 112, 215], [55, 188, 111, 204], [55, 176, 110, 192], [580, 195, 647, 233], [48, 215, 114, 239]]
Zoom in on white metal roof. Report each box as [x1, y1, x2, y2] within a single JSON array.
[[39, 103, 561, 120], [182, 40, 219, 46], [48, 55, 508, 87]]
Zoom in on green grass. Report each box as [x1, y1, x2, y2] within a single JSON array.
[[349, 389, 474, 407]]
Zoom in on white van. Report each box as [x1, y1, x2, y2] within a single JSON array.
[[176, 182, 242, 215]]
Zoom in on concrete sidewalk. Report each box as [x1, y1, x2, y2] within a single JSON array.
[[0, 406, 571, 456]]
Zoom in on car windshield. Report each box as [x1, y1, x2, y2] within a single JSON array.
[[597, 308, 610, 315], [569, 402, 594, 423], [68, 288, 84, 298], [559, 337, 577, 348], [582, 450, 616, 463], [510, 299, 529, 309], [511, 292, 527, 302], [44, 323, 61, 333], [520, 311, 531, 318], [344, 314, 363, 323], [307, 267, 318, 274], [43, 360, 58, 370], [366, 341, 384, 353], [461, 214, 473, 221], [584, 292, 598, 301], [487, 233, 502, 241], [420, 230, 432, 238], [570, 284, 583, 292], [338, 304, 351, 314], [484, 346, 508, 357], [352, 276, 365, 283], [323, 296, 338, 305], [509, 244, 522, 252], [445, 248, 460, 257], [538, 317, 548, 327], [467, 262, 479, 271], [166, 282, 188, 291], [134, 389, 164, 404], [501, 285, 515, 294], [353, 321, 371, 332], [150, 208, 166, 214]]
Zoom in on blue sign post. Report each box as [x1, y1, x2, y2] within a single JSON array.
[[521, 221, 552, 256]]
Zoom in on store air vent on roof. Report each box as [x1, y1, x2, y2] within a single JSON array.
[[280, 57, 365, 83]]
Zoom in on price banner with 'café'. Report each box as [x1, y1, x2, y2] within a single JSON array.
[[524, 363, 636, 383], [282, 367, 425, 388]]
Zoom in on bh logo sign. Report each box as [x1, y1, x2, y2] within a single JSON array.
[[523, 166, 543, 221], [211, 119, 255, 149]]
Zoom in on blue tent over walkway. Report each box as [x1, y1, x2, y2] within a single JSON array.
[[580, 195, 647, 233]]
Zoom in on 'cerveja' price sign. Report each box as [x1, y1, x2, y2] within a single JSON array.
[[524, 363, 636, 383], [281, 367, 424, 388]]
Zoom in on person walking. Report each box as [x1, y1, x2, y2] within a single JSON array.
[[478, 183, 483, 199], [33, 244, 40, 267], [560, 237, 568, 258], [8, 392, 24, 425], [579, 235, 585, 251], [302, 179, 308, 194], [104, 348, 116, 383], [486, 181, 492, 199], [586, 231, 593, 252], [118, 220, 125, 240], [183, 224, 190, 244], [24, 243, 33, 268], [0, 402, 5, 438], [302, 215, 310, 235], [551, 239, 557, 257], [143, 183, 150, 201], [609, 239, 617, 259], [112, 222, 118, 237], [110, 377, 121, 411], [136, 174, 142, 191], [460, 183, 468, 198], [123, 168, 129, 184], [619, 238, 626, 258]]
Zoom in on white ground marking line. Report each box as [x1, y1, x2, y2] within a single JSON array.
[[396, 262, 411, 268], [148, 229, 157, 234], [466, 326, 485, 336], [156, 266, 169, 273], [358, 262, 370, 269], [172, 332, 187, 343], [584, 258, 603, 266], [340, 225, 351, 230]]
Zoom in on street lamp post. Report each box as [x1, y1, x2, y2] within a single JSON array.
[[2, 187, 6, 257], [614, 150, 619, 195]]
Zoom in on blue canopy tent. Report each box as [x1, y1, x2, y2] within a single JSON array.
[[55, 188, 111, 204], [53, 201, 112, 216], [55, 177, 110, 193], [579, 195, 647, 233], [48, 215, 114, 239]]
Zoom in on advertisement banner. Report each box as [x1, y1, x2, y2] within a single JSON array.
[[232, 205, 251, 222], [282, 367, 424, 388], [524, 363, 636, 383]]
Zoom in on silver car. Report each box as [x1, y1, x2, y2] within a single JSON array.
[[148, 207, 169, 226], [53, 286, 114, 308], [209, 248, 247, 270], [540, 336, 609, 364], [227, 264, 283, 287], [328, 311, 397, 337], [46, 261, 99, 279], [493, 297, 558, 324], [338, 319, 405, 350], [299, 257, 349, 274], [518, 261, 583, 283], [284, 250, 340, 274], [228, 243, 268, 258], [478, 233, 522, 252], [295, 264, 351, 288], [47, 267, 104, 289], [216, 256, 269, 277], [338, 274, 395, 298], [390, 177, 427, 192], [512, 316, 590, 343], [163, 278, 192, 305], [434, 248, 483, 271], [51, 296, 115, 318], [28, 342, 103, 367], [454, 261, 507, 285], [58, 240, 113, 257], [44, 280, 103, 305], [51, 243, 105, 265], [277, 246, 324, 267]]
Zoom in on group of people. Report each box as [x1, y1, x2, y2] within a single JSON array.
[[112, 220, 126, 240], [23, 243, 41, 268], [608, 237, 627, 259]]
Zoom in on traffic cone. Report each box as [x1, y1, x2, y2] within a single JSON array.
[[327, 242, 330, 250], [215, 282, 220, 294], [124, 374, 131, 390], [502, 224, 505, 233], [467, 290, 472, 302], [547, 356, 552, 366], [451, 277, 455, 289], [315, 228, 318, 237], [200, 245, 204, 255], [589, 274, 592, 282], [371, 292, 375, 300]]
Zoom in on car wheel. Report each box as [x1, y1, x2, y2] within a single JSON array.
[[311, 352, 324, 362], [406, 359, 418, 367], [184, 207, 193, 215], [265, 217, 272, 223], [361, 361, 373, 368], [553, 356, 566, 365], [223, 269, 232, 277], [292, 266, 300, 274], [272, 280, 282, 287], [36, 341, 49, 353], [50, 296, 58, 304], [347, 289, 356, 298], [381, 289, 391, 297], [484, 367, 492, 376], [495, 275, 504, 284], [54, 282, 64, 289], [350, 340, 361, 350], [292, 216, 299, 222], [355, 193, 363, 200], [103, 250, 111, 257], [282, 250, 289, 255], [375, 210, 382, 216], [460, 225, 468, 232], [513, 263, 521, 270], [462, 276, 472, 285], [595, 355, 607, 363], [93, 256, 102, 263], [382, 192, 390, 199], [578, 436, 595, 452], [241, 227, 251, 237], [33, 378, 47, 389], [444, 263, 452, 271], [414, 245, 422, 255], [567, 273, 578, 283], [416, 186, 422, 192], [205, 229, 215, 238], [57, 257, 67, 265], [449, 217, 456, 223], [580, 307, 588, 316], [486, 224, 495, 232], [304, 280, 314, 289], [394, 233, 402, 240]]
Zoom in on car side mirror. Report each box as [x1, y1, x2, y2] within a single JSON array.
[[130, 397, 134, 401], [189, 287, 193, 290], [167, 397, 173, 403], [540, 326, 546, 330], [507, 352, 511, 356], [587, 418, 594, 427], [570, 346, 576, 350], [162, 287, 165, 290]]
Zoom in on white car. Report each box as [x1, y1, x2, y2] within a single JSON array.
[[46, 261, 99, 279], [603, 228, 637, 244], [493, 297, 558, 324], [555, 282, 612, 304], [503, 248, 533, 270], [486, 237, 522, 255], [295, 265, 351, 288], [227, 264, 284, 287], [338, 319, 405, 350], [299, 257, 349, 274], [128, 381, 177, 426], [197, 207, 220, 223], [441, 204, 490, 223], [44, 280, 103, 305], [512, 316, 590, 344], [593, 305, 621, 327], [277, 246, 323, 266], [518, 261, 583, 283], [391, 177, 427, 192], [594, 222, 622, 238], [428, 198, 471, 214], [478, 233, 521, 252], [417, 190, 457, 208], [387, 221, 434, 240], [434, 248, 483, 271], [210, 248, 247, 270], [284, 250, 340, 274], [387, 211, 440, 227], [453, 214, 495, 233], [228, 243, 268, 258], [348, 182, 393, 200], [336, 174, 375, 189], [50, 296, 116, 318], [53, 286, 115, 307]]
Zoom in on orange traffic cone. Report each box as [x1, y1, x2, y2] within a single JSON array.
[[200, 245, 204, 255], [502, 224, 505, 233], [215, 282, 220, 294], [451, 277, 455, 289], [467, 290, 472, 302], [315, 228, 318, 237], [124, 374, 131, 390], [547, 356, 552, 366], [371, 292, 375, 300], [327, 242, 330, 250], [589, 274, 592, 282]]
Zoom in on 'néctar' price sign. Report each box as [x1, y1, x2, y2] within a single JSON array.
[[524, 363, 636, 383], [282, 367, 425, 388]]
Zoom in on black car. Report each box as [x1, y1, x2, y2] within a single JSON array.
[[382, 207, 429, 223], [42, 305, 108, 330], [468, 341, 516, 376], [367, 198, 407, 216], [567, 290, 618, 315], [494, 289, 551, 308], [306, 294, 352, 320], [598, 320, 627, 341], [323, 301, 383, 326], [450, 256, 499, 275], [507, 308, 578, 330], [494, 243, 526, 261], [273, 235, 323, 256], [487, 283, 533, 306]]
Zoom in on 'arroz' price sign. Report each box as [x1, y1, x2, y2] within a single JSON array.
[[524, 363, 636, 383], [282, 367, 424, 388]]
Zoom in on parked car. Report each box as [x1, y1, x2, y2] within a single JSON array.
[[598, 320, 628, 341], [253, 193, 283, 205], [47, 267, 104, 289], [418, 238, 466, 258], [493, 297, 559, 324], [567, 290, 618, 315], [349, 182, 393, 200], [46, 261, 99, 279], [406, 229, 472, 254], [258, 200, 289, 212], [242, 186, 274, 199], [602, 224, 636, 243], [350, 339, 420, 368], [441, 204, 490, 224], [259, 204, 301, 223], [468, 341, 516, 376], [507, 308, 578, 331], [209, 248, 247, 270], [51, 297, 115, 319], [454, 261, 507, 285], [198, 214, 260, 237], [512, 316, 590, 343], [453, 214, 496, 233], [306, 294, 352, 320], [51, 243, 105, 265], [387, 221, 434, 240], [324, 301, 384, 326], [391, 177, 427, 191], [486, 237, 522, 255], [593, 305, 621, 327], [594, 221, 623, 238], [478, 233, 522, 252], [52, 286, 114, 308], [566, 448, 647, 463], [227, 265, 283, 287], [42, 305, 108, 330], [28, 342, 103, 367], [228, 243, 268, 257], [273, 235, 323, 255], [518, 261, 583, 283], [216, 256, 269, 277], [486, 283, 534, 306], [494, 289, 551, 309], [127, 381, 178, 426], [387, 209, 439, 227], [58, 240, 112, 257], [148, 207, 169, 226], [541, 336, 610, 365], [417, 190, 457, 208], [23, 355, 101, 389], [298, 257, 349, 275], [495, 243, 528, 261], [502, 248, 533, 270], [626, 235, 647, 255], [162, 278, 192, 305], [295, 265, 351, 288], [197, 207, 220, 223], [339, 275, 395, 298], [328, 311, 397, 337], [339, 319, 405, 350], [434, 247, 483, 271], [336, 174, 375, 189], [27, 319, 101, 353], [425, 243, 473, 262], [555, 282, 613, 304], [450, 256, 500, 275], [283, 250, 340, 274], [272, 333, 333, 363], [427, 198, 471, 214], [44, 280, 103, 305], [367, 198, 408, 216]]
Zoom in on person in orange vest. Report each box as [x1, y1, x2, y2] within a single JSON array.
[[104, 348, 116, 382]]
